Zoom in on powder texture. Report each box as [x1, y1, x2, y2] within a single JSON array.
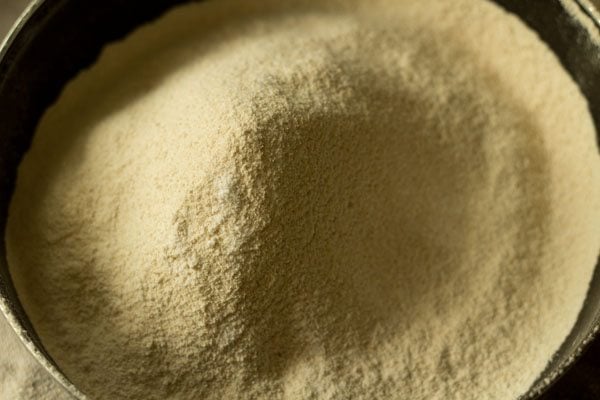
[[6, 0, 600, 399], [0, 1, 70, 399], [0, 314, 70, 400]]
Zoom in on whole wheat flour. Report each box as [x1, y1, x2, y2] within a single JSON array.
[[0, 1, 70, 399], [5, 0, 600, 399], [0, 314, 69, 400]]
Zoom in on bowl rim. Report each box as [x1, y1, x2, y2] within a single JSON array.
[[0, 1, 598, 400], [0, 2, 87, 398], [575, 0, 600, 27]]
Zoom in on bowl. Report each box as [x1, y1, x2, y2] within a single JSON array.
[[0, 0, 599, 398]]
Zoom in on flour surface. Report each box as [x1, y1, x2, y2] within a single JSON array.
[[6, 0, 600, 399], [0, 314, 69, 400]]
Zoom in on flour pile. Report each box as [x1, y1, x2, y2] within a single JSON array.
[[6, 0, 600, 399], [0, 314, 69, 399]]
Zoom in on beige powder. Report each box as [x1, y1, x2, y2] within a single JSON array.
[[0, 314, 69, 400], [6, 0, 600, 399]]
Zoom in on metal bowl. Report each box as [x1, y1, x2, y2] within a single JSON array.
[[0, 1, 598, 399]]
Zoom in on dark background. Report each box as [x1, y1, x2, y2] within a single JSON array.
[[541, 340, 600, 399]]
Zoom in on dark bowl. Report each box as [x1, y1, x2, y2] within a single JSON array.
[[0, 0, 599, 398]]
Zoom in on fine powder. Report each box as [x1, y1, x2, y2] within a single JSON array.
[[0, 314, 69, 399], [6, 0, 600, 399]]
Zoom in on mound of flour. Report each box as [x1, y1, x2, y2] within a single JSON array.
[[6, 0, 600, 399]]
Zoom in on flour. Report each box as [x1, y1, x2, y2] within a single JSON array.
[[0, 314, 69, 399], [5, 0, 600, 399]]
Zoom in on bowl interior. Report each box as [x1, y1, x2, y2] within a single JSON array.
[[0, 0, 598, 399]]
